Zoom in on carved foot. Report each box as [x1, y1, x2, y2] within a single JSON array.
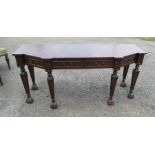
[[107, 98, 114, 105], [31, 84, 39, 90], [50, 102, 58, 109], [120, 81, 126, 87], [26, 96, 33, 104], [128, 93, 134, 99]]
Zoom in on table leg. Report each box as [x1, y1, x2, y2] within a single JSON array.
[[0, 74, 3, 86], [46, 70, 58, 109], [120, 65, 129, 87], [5, 53, 11, 69], [128, 64, 140, 99], [27, 65, 39, 90], [20, 66, 33, 104], [107, 69, 118, 105]]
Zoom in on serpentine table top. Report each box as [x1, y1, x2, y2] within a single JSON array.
[[13, 44, 147, 109]]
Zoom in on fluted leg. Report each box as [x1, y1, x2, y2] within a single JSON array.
[[107, 69, 118, 105], [120, 65, 129, 87], [20, 66, 33, 104], [47, 70, 57, 109], [28, 65, 39, 90], [128, 64, 140, 99], [5, 54, 11, 70]]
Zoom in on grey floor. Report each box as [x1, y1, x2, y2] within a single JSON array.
[[0, 37, 154, 116]]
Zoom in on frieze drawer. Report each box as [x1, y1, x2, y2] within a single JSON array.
[[52, 60, 113, 69]]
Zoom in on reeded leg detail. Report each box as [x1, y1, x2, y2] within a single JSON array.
[[107, 69, 118, 105], [128, 64, 140, 99], [5, 54, 11, 70], [47, 70, 58, 109], [0, 74, 3, 86], [120, 65, 129, 87], [28, 65, 39, 90], [20, 66, 33, 104]]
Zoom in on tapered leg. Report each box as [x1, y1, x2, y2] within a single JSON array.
[[128, 64, 140, 99], [120, 65, 129, 87], [107, 69, 118, 105], [20, 66, 33, 104], [5, 54, 11, 70], [27, 65, 39, 90], [0, 74, 3, 86], [47, 70, 58, 109]]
